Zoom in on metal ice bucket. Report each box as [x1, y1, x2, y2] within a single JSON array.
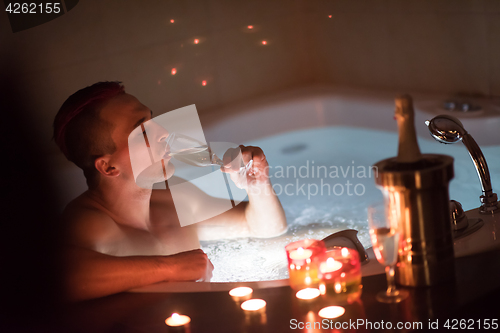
[[374, 154, 455, 286]]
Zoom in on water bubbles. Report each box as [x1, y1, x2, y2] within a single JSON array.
[[201, 206, 370, 282]]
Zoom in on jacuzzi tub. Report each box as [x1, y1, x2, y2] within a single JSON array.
[[129, 86, 500, 292]]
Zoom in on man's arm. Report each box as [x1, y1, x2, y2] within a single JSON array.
[[196, 146, 287, 240], [63, 246, 212, 301], [61, 201, 212, 301]]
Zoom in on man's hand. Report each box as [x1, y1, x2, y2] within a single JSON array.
[[222, 145, 269, 189], [166, 249, 213, 282], [218, 145, 287, 238]]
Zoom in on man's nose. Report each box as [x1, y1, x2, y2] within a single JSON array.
[[159, 131, 169, 143], [147, 121, 169, 142]]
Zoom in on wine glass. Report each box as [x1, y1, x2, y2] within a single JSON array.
[[165, 132, 253, 177], [367, 202, 409, 303]]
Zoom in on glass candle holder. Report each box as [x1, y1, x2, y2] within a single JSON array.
[[317, 247, 362, 304], [285, 239, 326, 291]]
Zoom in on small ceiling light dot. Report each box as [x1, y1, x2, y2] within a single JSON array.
[[157, 80, 161, 85], [171, 68, 177, 75], [261, 40, 267, 45], [247, 25, 254, 29], [170, 19, 175, 23], [328, 15, 332, 18], [194, 39, 199, 44], [202, 80, 207, 86]]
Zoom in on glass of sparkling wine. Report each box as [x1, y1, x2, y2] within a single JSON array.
[[165, 133, 253, 176], [367, 202, 409, 303]]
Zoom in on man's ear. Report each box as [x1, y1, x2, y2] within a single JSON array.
[[94, 155, 120, 177]]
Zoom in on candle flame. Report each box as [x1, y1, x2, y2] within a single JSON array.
[[241, 299, 266, 311], [318, 306, 345, 319], [229, 287, 253, 297], [296, 288, 320, 300]]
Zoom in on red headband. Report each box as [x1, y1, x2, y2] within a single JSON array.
[[53, 83, 124, 157]]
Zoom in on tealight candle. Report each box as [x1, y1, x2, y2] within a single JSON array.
[[285, 239, 326, 291], [317, 247, 362, 304], [165, 313, 191, 332], [320, 257, 343, 273], [230, 286, 253, 298], [241, 299, 266, 312], [229, 287, 253, 304], [296, 288, 320, 300], [318, 306, 345, 319], [289, 247, 313, 260]]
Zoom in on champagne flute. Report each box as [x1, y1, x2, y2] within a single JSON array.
[[165, 133, 253, 176], [367, 202, 409, 303]]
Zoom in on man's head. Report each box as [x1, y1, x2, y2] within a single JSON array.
[[54, 82, 125, 188], [54, 82, 171, 189]]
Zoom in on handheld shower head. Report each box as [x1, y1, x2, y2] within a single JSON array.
[[424, 115, 466, 144], [425, 115, 498, 213]]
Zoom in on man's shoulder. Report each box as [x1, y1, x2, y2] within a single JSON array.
[[61, 193, 121, 249]]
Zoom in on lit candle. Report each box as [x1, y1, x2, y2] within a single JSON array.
[[241, 299, 266, 312], [229, 287, 253, 303], [286, 240, 326, 291], [320, 257, 342, 273], [318, 306, 345, 319], [230, 286, 253, 298], [165, 313, 191, 328], [296, 288, 320, 300], [289, 247, 312, 260], [317, 247, 362, 303]]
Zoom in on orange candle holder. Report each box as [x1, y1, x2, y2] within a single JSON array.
[[285, 239, 326, 291], [317, 247, 362, 304]]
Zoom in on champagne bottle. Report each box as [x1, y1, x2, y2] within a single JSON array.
[[395, 95, 423, 164]]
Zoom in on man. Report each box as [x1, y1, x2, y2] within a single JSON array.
[[54, 82, 287, 301]]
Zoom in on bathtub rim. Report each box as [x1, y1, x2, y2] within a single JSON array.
[[128, 248, 385, 293], [201, 85, 500, 147]]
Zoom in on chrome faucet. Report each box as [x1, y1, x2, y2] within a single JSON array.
[[425, 114, 499, 214]]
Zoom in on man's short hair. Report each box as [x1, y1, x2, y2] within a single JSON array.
[[53, 81, 125, 188]]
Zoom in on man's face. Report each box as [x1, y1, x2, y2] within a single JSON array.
[[99, 93, 174, 187]]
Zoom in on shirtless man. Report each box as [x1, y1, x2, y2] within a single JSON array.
[[54, 82, 287, 301]]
